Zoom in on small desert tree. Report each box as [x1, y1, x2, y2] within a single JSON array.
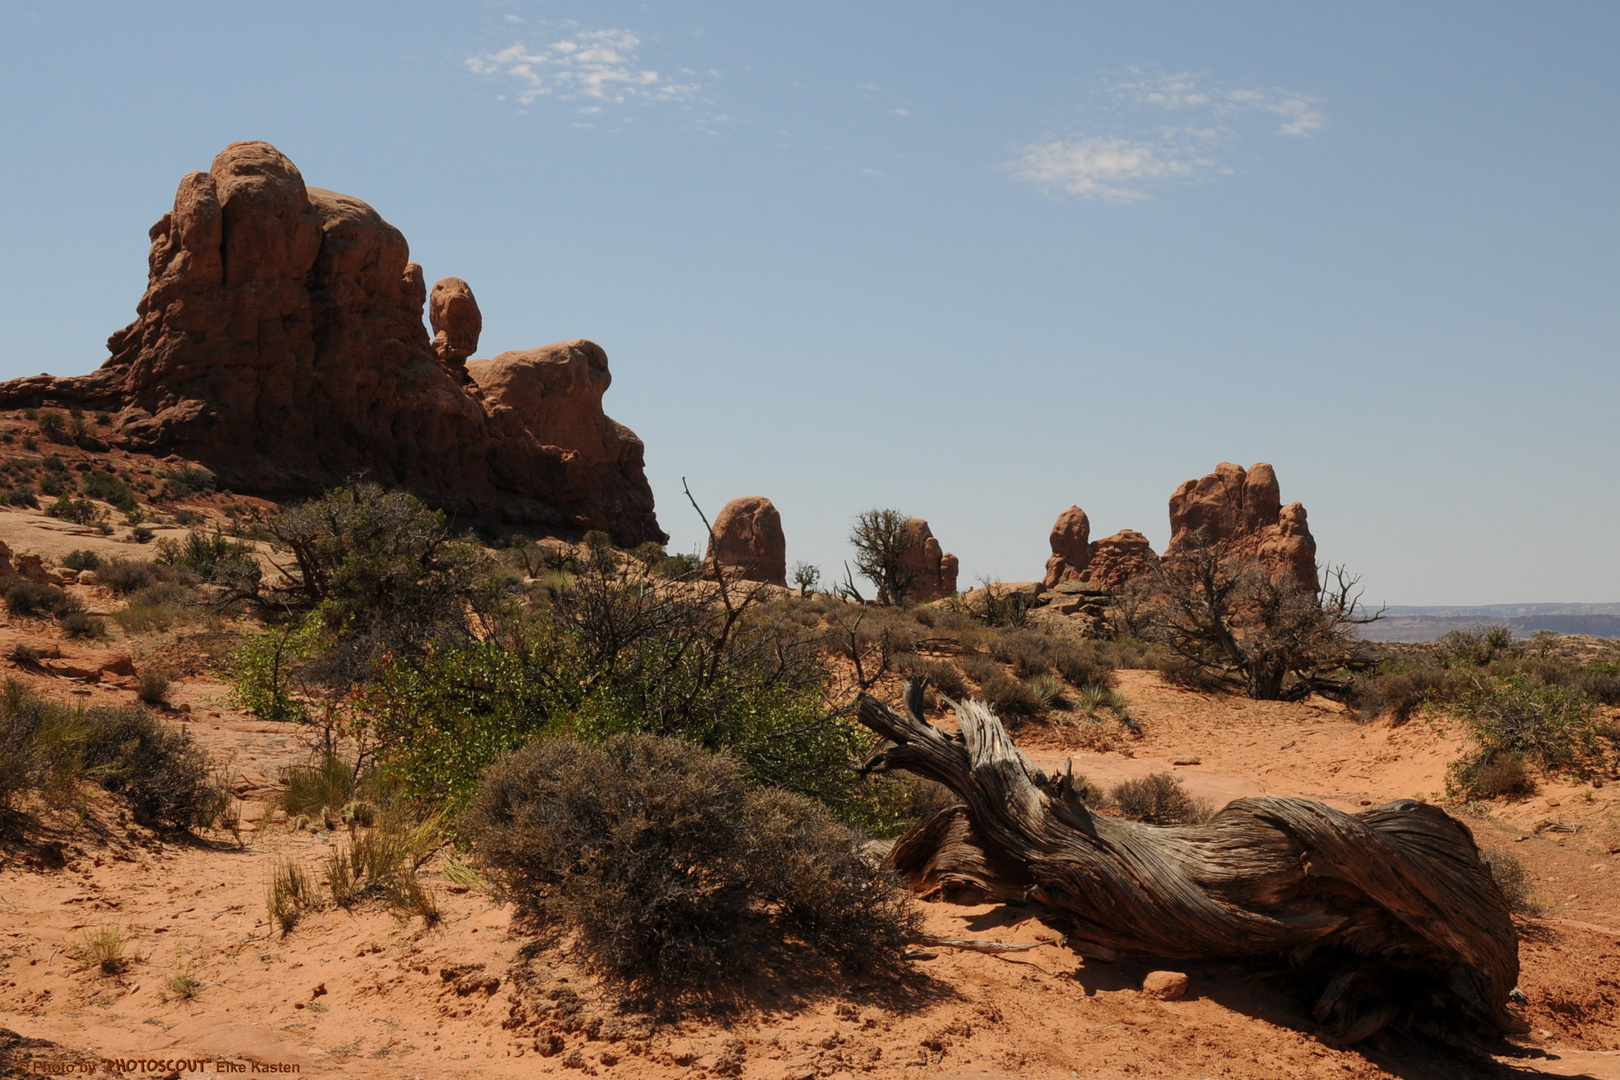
[[790, 561, 821, 597], [1123, 542, 1381, 701], [848, 508, 918, 605]]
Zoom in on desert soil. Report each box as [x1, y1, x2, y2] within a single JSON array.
[[0, 509, 1616, 1080]]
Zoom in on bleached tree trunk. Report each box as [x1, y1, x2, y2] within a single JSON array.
[[858, 684, 1524, 1045]]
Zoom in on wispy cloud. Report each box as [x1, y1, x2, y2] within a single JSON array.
[[1009, 70, 1324, 202], [1010, 137, 1216, 204], [467, 27, 700, 116]]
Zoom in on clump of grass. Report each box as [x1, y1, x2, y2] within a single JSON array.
[[282, 754, 355, 817], [70, 924, 130, 976], [1026, 673, 1067, 710], [1076, 684, 1130, 719], [1109, 772, 1213, 826], [267, 859, 317, 935], [164, 970, 206, 1001]]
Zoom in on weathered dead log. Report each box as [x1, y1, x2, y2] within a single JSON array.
[[858, 684, 1524, 1045]]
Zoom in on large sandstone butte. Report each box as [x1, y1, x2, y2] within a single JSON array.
[[899, 518, 959, 602], [0, 141, 663, 544], [701, 496, 787, 586], [1166, 462, 1317, 592]]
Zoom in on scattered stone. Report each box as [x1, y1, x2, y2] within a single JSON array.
[[1142, 970, 1189, 1000]]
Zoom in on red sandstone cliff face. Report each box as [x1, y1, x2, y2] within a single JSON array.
[[1040, 503, 1159, 592], [0, 141, 663, 544], [1166, 462, 1316, 591], [898, 518, 958, 602], [700, 496, 787, 586]]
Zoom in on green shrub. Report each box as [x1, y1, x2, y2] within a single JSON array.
[[5, 580, 75, 617], [1447, 677, 1610, 799], [224, 616, 324, 723], [1352, 665, 1459, 724], [98, 557, 171, 595], [1437, 627, 1516, 668], [6, 485, 37, 508], [156, 464, 216, 498], [0, 680, 84, 817], [62, 549, 102, 572], [1109, 772, 1213, 825], [156, 529, 256, 582], [466, 734, 917, 988], [979, 672, 1045, 722], [80, 471, 137, 512], [80, 704, 227, 829], [35, 410, 66, 437], [47, 497, 100, 525], [0, 683, 225, 831]]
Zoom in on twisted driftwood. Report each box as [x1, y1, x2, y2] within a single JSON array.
[[858, 684, 1524, 1044]]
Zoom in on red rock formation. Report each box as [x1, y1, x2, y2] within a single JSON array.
[[1043, 505, 1092, 588], [1167, 462, 1316, 591], [898, 519, 958, 602], [0, 142, 662, 544], [1085, 530, 1158, 590], [700, 496, 787, 586], [429, 277, 482, 383]]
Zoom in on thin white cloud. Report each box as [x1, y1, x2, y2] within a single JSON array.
[[466, 27, 700, 112], [1009, 70, 1324, 202], [1009, 137, 1212, 204]]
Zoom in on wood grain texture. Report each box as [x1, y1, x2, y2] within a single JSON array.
[[859, 684, 1524, 1044]]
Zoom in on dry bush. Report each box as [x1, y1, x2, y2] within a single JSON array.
[[979, 673, 1045, 723], [164, 971, 205, 1001], [465, 733, 918, 989], [1479, 848, 1547, 916], [135, 669, 172, 708], [896, 654, 967, 700], [1109, 772, 1213, 825], [1351, 665, 1459, 724]]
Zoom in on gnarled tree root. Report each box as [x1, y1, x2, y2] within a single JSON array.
[[858, 684, 1525, 1045]]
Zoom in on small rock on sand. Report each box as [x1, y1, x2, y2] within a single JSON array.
[[1142, 970, 1189, 1000]]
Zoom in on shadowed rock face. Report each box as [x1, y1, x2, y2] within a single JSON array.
[[0, 141, 663, 544], [701, 496, 787, 586], [1167, 462, 1316, 591]]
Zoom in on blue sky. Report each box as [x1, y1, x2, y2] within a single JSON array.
[[2, 2, 1616, 605]]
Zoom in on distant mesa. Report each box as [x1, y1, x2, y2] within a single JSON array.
[[1167, 461, 1317, 592], [0, 140, 663, 544], [900, 518, 958, 602], [702, 496, 788, 587]]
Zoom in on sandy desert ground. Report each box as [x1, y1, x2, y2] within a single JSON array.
[[0, 508, 1616, 1080]]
